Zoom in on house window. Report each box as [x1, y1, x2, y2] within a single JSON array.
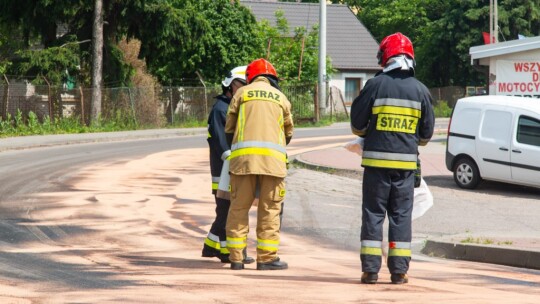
[[345, 78, 363, 104]]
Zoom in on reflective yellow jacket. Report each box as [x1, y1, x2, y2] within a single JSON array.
[[225, 77, 294, 178]]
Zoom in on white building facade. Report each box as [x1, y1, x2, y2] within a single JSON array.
[[470, 36, 540, 98]]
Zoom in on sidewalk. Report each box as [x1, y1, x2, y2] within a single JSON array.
[[292, 119, 540, 271], [0, 128, 207, 152]]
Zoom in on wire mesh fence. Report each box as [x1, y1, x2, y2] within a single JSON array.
[[428, 86, 467, 108], [0, 81, 320, 127], [0, 78, 466, 130]]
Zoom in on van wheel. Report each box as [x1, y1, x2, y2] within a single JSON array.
[[453, 158, 481, 189]]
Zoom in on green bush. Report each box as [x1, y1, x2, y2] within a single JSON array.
[[0, 110, 146, 137], [433, 100, 452, 118]]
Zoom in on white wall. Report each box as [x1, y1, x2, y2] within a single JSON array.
[[328, 70, 377, 102], [488, 49, 540, 97]]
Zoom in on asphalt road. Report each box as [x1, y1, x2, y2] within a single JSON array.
[[0, 124, 538, 302]]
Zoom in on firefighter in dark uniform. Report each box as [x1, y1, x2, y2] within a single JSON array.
[[350, 32, 435, 284], [202, 66, 254, 265]]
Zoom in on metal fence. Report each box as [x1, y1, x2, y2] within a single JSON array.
[[0, 80, 466, 128], [0, 81, 320, 127], [428, 86, 467, 107]]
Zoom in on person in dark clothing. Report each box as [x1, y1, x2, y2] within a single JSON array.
[[202, 66, 254, 264], [350, 32, 435, 284]]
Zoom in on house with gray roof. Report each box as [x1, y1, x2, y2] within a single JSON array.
[[240, 0, 381, 105]]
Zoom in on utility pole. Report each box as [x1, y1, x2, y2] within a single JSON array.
[[494, 0, 498, 43], [91, 0, 103, 123], [489, 0, 492, 43], [489, 0, 498, 44], [318, 0, 327, 116]]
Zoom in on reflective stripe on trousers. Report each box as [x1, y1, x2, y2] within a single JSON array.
[[204, 232, 220, 250], [212, 176, 220, 190], [226, 236, 247, 249], [204, 234, 230, 254], [257, 238, 279, 252], [360, 240, 382, 256], [388, 241, 411, 257]]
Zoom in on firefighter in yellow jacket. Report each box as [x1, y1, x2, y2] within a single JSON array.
[[225, 58, 293, 270]]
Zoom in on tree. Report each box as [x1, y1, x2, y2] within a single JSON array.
[[0, 0, 261, 86], [253, 10, 333, 84], [135, 0, 261, 84], [91, 0, 104, 122], [9, 43, 80, 84], [0, 0, 132, 86], [414, 1, 487, 87], [497, 0, 540, 40], [354, 0, 540, 88]]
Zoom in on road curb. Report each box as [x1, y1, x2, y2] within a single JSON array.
[[291, 154, 363, 177], [293, 148, 540, 271], [422, 240, 540, 270]]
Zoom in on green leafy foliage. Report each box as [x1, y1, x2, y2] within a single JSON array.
[[103, 43, 135, 87], [4, 0, 539, 95], [253, 10, 334, 84], [9, 44, 80, 84], [135, 0, 261, 84], [0, 0, 260, 86], [0, 110, 147, 137], [355, 0, 540, 87], [433, 101, 452, 118]]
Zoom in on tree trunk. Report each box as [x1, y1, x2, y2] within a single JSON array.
[[91, 0, 104, 123]]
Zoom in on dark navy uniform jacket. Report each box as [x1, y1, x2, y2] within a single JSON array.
[[207, 95, 231, 193], [350, 69, 435, 170]]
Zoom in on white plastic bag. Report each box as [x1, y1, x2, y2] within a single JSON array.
[[412, 178, 433, 220], [216, 159, 231, 200], [344, 137, 364, 155]]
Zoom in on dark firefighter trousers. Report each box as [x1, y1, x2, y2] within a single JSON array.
[[361, 167, 414, 274], [203, 196, 231, 256]]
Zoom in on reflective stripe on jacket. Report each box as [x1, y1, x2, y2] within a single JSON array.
[[225, 77, 294, 177], [350, 70, 435, 170]]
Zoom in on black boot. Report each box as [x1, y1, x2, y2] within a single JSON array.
[[230, 262, 244, 270], [201, 247, 220, 258], [361, 272, 378, 284], [256, 257, 288, 270], [391, 273, 409, 284]]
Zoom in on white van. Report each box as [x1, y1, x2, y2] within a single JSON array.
[[446, 95, 540, 189]]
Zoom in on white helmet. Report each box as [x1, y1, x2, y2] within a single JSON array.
[[222, 65, 247, 87]]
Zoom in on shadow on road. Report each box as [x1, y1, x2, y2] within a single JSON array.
[[424, 175, 540, 198], [0, 251, 136, 289]]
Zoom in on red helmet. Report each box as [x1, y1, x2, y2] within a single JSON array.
[[246, 58, 278, 84], [377, 32, 414, 66]]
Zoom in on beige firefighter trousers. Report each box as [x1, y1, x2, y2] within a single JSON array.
[[226, 174, 285, 263]]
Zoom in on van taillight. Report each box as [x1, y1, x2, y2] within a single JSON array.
[[447, 117, 452, 137]]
